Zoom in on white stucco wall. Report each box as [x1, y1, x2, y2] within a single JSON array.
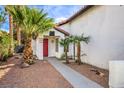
[[59, 23, 71, 33], [109, 60, 124, 87], [54, 29, 65, 59], [32, 39, 36, 55], [35, 37, 43, 60], [48, 38, 56, 57], [60, 5, 124, 70]]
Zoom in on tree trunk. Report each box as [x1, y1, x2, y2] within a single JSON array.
[[17, 26, 21, 45], [23, 38, 34, 65], [8, 14, 14, 55], [77, 42, 81, 65], [16, 6, 21, 46], [73, 42, 75, 60], [65, 46, 69, 64]]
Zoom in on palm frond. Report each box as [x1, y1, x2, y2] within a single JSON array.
[[69, 34, 90, 44], [6, 5, 54, 38]]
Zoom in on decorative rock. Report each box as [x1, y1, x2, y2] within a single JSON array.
[[20, 62, 30, 68], [95, 71, 105, 77], [33, 55, 38, 60], [91, 68, 105, 77], [99, 72, 105, 77]]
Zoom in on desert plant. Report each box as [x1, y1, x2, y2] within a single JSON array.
[[59, 37, 72, 64], [70, 34, 90, 65]]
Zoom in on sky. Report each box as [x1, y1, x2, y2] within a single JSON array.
[[0, 5, 82, 32]]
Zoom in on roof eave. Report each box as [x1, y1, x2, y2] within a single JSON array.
[[54, 26, 70, 36], [57, 5, 94, 26]]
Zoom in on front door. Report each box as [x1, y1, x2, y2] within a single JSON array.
[[43, 38, 48, 57]]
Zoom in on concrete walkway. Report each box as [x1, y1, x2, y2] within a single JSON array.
[[47, 58, 103, 88]]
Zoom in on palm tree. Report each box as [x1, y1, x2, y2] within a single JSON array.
[[6, 6, 54, 65], [6, 6, 21, 46], [8, 14, 14, 55], [5, 5, 14, 55], [15, 6, 21, 46], [71, 34, 90, 65], [59, 37, 71, 64], [16, 26, 21, 45], [13, 19, 21, 46]]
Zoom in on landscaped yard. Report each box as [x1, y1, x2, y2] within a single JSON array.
[[0, 5, 110, 88], [0, 55, 72, 88], [65, 62, 109, 88]]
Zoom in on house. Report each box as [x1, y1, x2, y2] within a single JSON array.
[[32, 26, 69, 60], [57, 5, 124, 70], [32, 5, 124, 70]]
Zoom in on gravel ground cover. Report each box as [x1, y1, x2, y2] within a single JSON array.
[[0, 56, 72, 88], [66, 62, 109, 88]]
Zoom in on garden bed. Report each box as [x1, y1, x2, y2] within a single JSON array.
[[65, 62, 109, 88]]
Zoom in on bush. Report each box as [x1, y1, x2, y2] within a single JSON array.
[[0, 30, 11, 61]]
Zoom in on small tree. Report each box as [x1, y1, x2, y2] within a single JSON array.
[[71, 34, 90, 65], [59, 37, 71, 64]]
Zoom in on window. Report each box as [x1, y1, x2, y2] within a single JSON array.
[[49, 31, 55, 36], [56, 38, 59, 52]]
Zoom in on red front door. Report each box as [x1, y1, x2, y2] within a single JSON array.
[[43, 39, 48, 57]]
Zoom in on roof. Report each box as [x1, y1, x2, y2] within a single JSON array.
[[54, 26, 70, 36], [57, 5, 94, 26]]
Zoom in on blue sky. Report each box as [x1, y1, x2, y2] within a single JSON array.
[[0, 5, 82, 32]]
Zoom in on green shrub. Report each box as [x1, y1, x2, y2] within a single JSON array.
[[0, 30, 11, 61]]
